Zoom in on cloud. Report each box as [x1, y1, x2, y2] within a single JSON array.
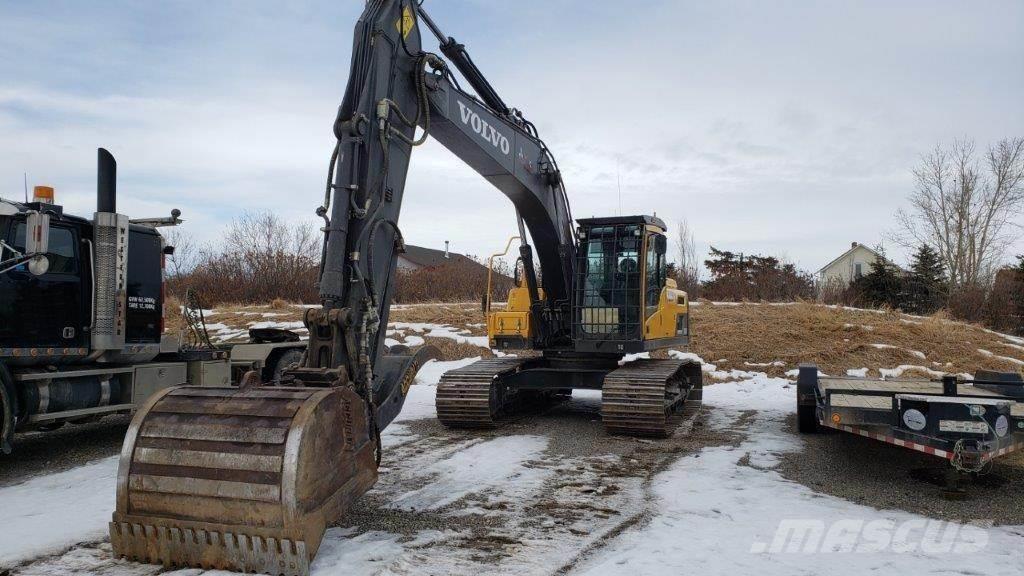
[[2, 0, 1023, 275]]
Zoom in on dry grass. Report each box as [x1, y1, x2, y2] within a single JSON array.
[[421, 337, 494, 361], [688, 302, 1024, 378], [389, 302, 486, 326], [269, 298, 291, 310], [164, 295, 185, 337], [161, 299, 1024, 379]]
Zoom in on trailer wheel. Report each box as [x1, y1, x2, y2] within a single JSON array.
[[0, 362, 17, 454], [797, 400, 819, 433], [796, 364, 820, 434], [268, 348, 305, 385]]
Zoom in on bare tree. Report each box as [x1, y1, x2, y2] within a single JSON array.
[[161, 228, 199, 278], [170, 211, 324, 304], [895, 137, 1024, 288], [674, 218, 701, 294]]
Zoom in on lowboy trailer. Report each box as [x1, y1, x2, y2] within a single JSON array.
[[797, 364, 1024, 474]]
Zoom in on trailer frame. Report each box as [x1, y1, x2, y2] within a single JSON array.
[[797, 364, 1024, 470]]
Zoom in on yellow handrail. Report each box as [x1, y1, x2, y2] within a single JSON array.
[[486, 236, 521, 313]]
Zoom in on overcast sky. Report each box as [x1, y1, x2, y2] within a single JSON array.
[[2, 0, 1022, 274]]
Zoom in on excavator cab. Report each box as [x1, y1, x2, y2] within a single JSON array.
[[489, 215, 690, 354], [574, 215, 689, 353]]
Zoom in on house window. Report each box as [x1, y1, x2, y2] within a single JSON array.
[[854, 263, 863, 279]]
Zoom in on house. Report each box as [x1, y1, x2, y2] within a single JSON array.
[[397, 241, 481, 271], [817, 242, 895, 286]]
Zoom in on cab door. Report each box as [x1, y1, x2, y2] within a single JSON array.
[[0, 221, 87, 349], [643, 232, 667, 320]]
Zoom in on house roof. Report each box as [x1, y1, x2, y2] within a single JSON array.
[[816, 242, 895, 274], [400, 244, 475, 268]]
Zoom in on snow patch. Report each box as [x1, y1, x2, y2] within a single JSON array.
[[389, 322, 489, 348], [573, 375, 1024, 576], [389, 435, 550, 512], [668, 351, 715, 372], [0, 457, 118, 567], [977, 348, 1024, 366]]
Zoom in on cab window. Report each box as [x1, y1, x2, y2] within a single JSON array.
[[12, 223, 78, 274]]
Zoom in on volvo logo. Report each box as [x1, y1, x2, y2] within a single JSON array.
[[457, 99, 511, 155]]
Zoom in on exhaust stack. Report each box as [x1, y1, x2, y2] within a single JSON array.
[[97, 148, 117, 213], [93, 148, 129, 353]]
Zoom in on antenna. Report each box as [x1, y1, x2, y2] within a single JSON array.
[[23, 172, 28, 203], [616, 157, 622, 216]]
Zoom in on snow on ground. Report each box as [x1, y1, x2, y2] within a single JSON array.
[[6, 353, 1024, 575], [571, 375, 1024, 576], [0, 456, 118, 567], [389, 435, 550, 512], [389, 322, 489, 348], [978, 348, 1024, 366], [248, 320, 305, 331]]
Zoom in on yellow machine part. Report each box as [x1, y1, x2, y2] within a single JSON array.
[[109, 385, 377, 576], [644, 279, 689, 340], [487, 284, 543, 344]]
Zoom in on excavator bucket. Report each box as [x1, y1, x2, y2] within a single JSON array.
[[109, 384, 377, 576]]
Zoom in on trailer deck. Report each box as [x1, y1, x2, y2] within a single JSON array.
[[797, 365, 1024, 470]]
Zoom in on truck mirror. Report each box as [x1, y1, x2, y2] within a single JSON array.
[[25, 211, 51, 276]]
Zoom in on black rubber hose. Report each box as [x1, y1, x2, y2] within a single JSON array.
[[365, 219, 404, 308]]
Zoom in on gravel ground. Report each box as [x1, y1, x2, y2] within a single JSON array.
[[0, 415, 131, 488], [338, 394, 738, 548], [776, 414, 1024, 525]]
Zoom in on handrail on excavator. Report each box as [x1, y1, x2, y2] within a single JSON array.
[[485, 236, 520, 313]]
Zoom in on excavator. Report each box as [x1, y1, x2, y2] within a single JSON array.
[[109, 2, 701, 575]]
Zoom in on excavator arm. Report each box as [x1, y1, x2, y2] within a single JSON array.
[[300, 0, 579, 429], [110, 3, 577, 575], [312, 1, 576, 389]]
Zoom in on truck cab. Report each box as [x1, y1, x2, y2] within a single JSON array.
[[0, 150, 229, 455], [2, 201, 91, 360], [0, 199, 165, 365]]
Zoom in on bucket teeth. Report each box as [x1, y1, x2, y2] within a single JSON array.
[[109, 521, 309, 576]]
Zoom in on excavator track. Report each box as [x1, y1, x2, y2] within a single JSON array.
[[436, 357, 530, 427], [601, 359, 702, 437]]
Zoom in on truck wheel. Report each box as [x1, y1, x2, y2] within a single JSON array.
[[268, 349, 304, 385], [797, 399, 819, 434], [1, 362, 17, 454]]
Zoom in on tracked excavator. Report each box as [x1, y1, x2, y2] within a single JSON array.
[[110, 2, 701, 574]]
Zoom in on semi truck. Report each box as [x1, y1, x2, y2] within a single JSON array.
[[0, 149, 302, 453]]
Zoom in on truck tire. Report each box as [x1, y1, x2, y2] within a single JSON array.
[[797, 399, 819, 434], [0, 362, 17, 454], [268, 348, 304, 385]]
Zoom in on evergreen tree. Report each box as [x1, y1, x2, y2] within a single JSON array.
[[1013, 256, 1024, 335], [904, 245, 947, 314], [853, 247, 902, 308]]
